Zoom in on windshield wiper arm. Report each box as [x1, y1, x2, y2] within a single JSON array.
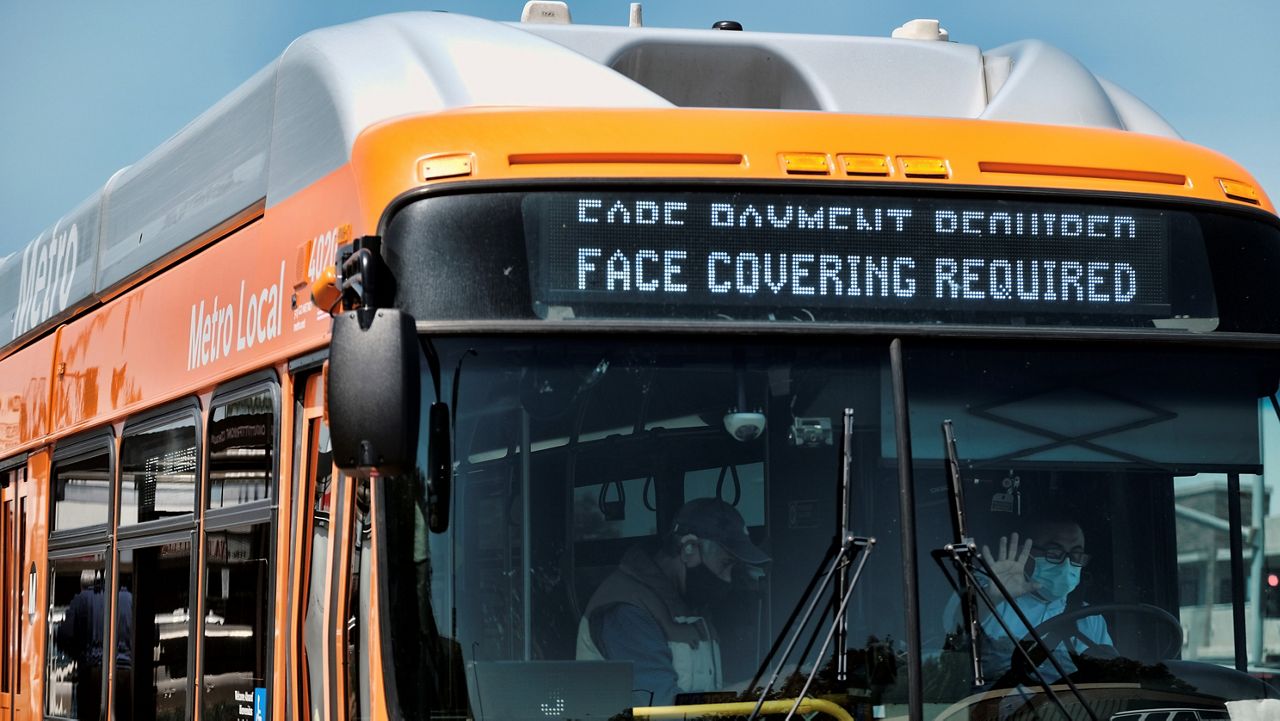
[[940, 419, 986, 687], [746, 409, 875, 721], [784, 538, 874, 721], [746, 534, 874, 721], [933, 420, 1100, 721]]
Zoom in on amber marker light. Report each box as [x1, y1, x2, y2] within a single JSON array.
[[900, 156, 950, 178], [419, 153, 475, 181], [839, 154, 891, 176], [1218, 178, 1260, 204], [780, 153, 831, 175]]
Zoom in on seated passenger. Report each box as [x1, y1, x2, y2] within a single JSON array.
[[577, 498, 769, 706], [945, 514, 1113, 685]]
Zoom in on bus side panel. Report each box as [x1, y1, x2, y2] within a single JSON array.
[[264, 164, 366, 325], [0, 334, 54, 459], [53, 162, 360, 437]]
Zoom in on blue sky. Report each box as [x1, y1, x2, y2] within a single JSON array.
[[1, 1, 1276, 255]]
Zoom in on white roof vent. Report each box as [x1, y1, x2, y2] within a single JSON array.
[[521, 1, 572, 24], [892, 18, 949, 42]]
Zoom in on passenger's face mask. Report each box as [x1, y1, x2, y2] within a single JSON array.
[[1031, 558, 1082, 601], [684, 564, 733, 609]]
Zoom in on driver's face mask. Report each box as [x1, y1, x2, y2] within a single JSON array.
[[1031, 557, 1081, 601]]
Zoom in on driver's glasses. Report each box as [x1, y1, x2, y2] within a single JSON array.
[[1030, 544, 1090, 567]]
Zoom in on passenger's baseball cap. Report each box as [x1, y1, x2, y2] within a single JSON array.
[[672, 498, 770, 565]]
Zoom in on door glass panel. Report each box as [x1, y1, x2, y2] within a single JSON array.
[[45, 552, 107, 720], [202, 524, 271, 719], [346, 477, 371, 721], [1, 497, 10, 695], [17, 493, 25, 694], [304, 418, 333, 720], [119, 540, 191, 721]]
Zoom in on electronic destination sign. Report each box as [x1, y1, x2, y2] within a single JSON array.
[[523, 191, 1172, 322]]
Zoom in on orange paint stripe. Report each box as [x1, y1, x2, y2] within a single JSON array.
[[979, 161, 1187, 186]]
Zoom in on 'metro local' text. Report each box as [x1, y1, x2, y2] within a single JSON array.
[[188, 262, 287, 370]]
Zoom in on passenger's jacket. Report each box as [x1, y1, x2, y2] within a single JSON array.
[[577, 545, 722, 704]]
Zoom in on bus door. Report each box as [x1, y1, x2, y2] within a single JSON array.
[[290, 370, 334, 721], [0, 463, 32, 721]]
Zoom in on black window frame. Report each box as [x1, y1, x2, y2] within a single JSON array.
[[49, 429, 116, 549], [117, 398, 202, 539], [45, 429, 115, 721], [199, 370, 280, 721], [204, 370, 281, 513], [116, 528, 198, 721], [0, 455, 22, 486], [198, 522, 274, 721], [44, 543, 111, 721], [288, 361, 330, 721]]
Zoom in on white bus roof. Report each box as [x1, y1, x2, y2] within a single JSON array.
[[0, 10, 1177, 355]]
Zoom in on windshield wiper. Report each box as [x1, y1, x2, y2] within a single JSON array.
[[746, 409, 875, 721], [937, 419, 986, 688], [932, 420, 1100, 721]]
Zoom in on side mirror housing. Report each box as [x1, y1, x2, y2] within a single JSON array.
[[329, 309, 421, 474]]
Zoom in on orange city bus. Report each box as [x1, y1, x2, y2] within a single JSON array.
[[2, 6, 1280, 721]]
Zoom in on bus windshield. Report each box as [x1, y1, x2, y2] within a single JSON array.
[[401, 336, 1280, 720]]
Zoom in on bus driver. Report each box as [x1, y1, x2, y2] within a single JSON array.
[[576, 499, 769, 705], [948, 515, 1114, 685]]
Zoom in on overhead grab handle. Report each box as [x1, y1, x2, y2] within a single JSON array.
[[716, 464, 741, 507]]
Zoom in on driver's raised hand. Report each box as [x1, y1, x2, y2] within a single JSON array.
[[981, 533, 1040, 598]]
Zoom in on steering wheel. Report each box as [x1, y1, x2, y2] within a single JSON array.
[[1008, 603, 1183, 680]]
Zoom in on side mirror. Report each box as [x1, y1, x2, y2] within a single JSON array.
[[329, 309, 421, 474]]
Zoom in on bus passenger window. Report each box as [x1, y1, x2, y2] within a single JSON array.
[[203, 382, 277, 719], [53, 449, 110, 531], [207, 389, 275, 509], [683, 463, 765, 526], [202, 525, 271, 719], [573, 477, 657, 541], [119, 415, 198, 525], [45, 553, 107, 719]]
